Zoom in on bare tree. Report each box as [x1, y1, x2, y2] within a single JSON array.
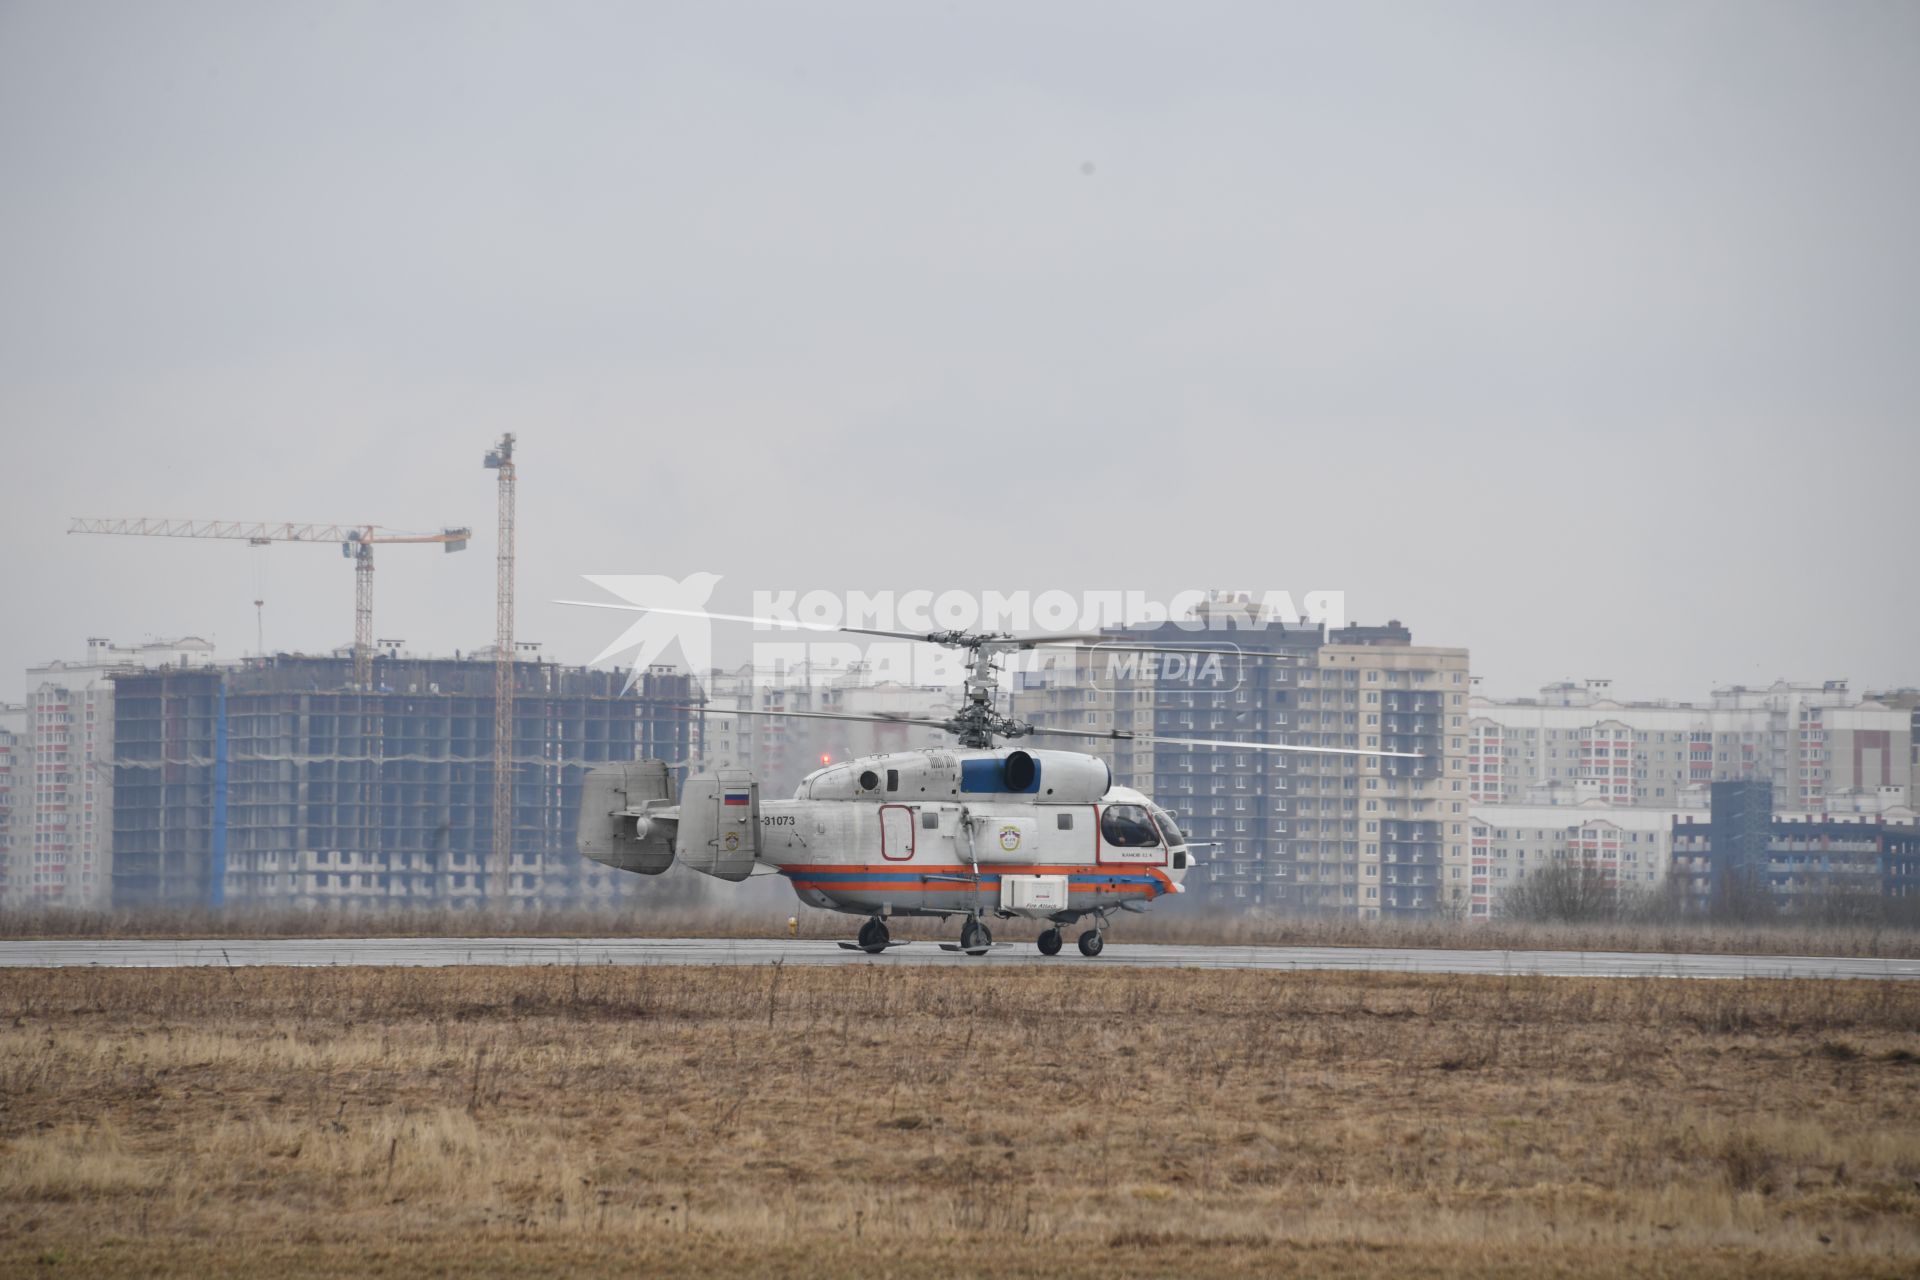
[[1710, 864, 1778, 925], [1498, 859, 1629, 925]]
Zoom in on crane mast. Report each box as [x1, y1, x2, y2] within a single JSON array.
[[347, 534, 375, 688], [483, 435, 517, 904]]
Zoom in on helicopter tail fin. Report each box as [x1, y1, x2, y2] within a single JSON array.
[[578, 760, 678, 875], [677, 768, 763, 882]]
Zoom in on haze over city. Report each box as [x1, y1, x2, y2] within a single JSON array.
[[4, 1, 1916, 699]]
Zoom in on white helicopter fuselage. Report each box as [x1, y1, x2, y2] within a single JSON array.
[[580, 747, 1192, 930], [765, 791, 1186, 922]]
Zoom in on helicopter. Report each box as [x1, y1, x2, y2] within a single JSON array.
[[568, 602, 1422, 957]]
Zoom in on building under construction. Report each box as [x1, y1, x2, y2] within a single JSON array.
[[110, 652, 696, 910]]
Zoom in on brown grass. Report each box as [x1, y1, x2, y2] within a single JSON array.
[[7, 901, 1920, 960], [1, 966, 1918, 1278]]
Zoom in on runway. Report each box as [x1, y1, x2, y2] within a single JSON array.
[[1, 936, 1917, 980]]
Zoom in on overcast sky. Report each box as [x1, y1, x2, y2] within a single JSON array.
[[2, 0, 1914, 703]]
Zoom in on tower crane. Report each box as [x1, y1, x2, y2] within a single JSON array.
[[482, 435, 516, 903], [68, 517, 471, 688]]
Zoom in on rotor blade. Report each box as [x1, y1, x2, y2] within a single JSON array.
[[558, 599, 1308, 656], [697, 706, 959, 731], [1019, 724, 1422, 757], [994, 631, 1110, 647], [1024, 641, 1280, 659], [1147, 735, 1425, 759], [1017, 725, 1141, 743], [991, 630, 1300, 659], [554, 599, 934, 643]]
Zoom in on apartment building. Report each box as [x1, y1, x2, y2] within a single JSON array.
[[1469, 679, 1915, 813], [1669, 780, 1920, 916], [1013, 613, 1470, 918], [3, 637, 216, 908], [1293, 640, 1473, 918], [0, 704, 22, 904], [1464, 804, 1685, 919]]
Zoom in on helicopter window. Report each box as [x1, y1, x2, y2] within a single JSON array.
[[886, 769, 899, 792], [1149, 805, 1187, 849], [1056, 813, 1074, 831], [921, 811, 940, 830], [858, 770, 880, 791], [1173, 850, 1188, 870], [1100, 804, 1162, 849]]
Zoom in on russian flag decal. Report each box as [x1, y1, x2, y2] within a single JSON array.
[[723, 792, 750, 806]]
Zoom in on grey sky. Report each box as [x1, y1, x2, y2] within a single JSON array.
[[2, 1, 1915, 701]]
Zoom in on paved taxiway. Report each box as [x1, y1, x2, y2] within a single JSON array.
[[0, 937, 1915, 980]]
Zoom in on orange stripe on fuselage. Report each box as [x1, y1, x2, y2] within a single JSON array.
[[789, 881, 1158, 896], [778, 862, 1174, 889]]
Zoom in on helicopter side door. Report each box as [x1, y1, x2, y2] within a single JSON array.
[[879, 804, 915, 861]]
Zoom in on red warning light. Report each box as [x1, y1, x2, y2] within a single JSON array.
[[819, 753, 831, 765]]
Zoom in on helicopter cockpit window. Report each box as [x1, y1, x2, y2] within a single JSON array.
[[1149, 805, 1187, 849], [1100, 803, 1162, 849]]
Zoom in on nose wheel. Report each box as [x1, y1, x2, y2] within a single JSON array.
[[1036, 928, 1063, 957], [857, 917, 890, 954], [1077, 928, 1105, 958]]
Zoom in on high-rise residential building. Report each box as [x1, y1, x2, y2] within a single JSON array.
[[3, 637, 216, 908], [0, 704, 23, 904], [1468, 679, 1916, 814], [110, 651, 696, 910], [1293, 638, 1474, 918], [1013, 608, 1470, 918]]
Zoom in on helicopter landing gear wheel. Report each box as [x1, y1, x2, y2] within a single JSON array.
[[857, 917, 890, 954], [1077, 928, 1105, 958], [959, 918, 992, 952], [1036, 928, 1063, 957]]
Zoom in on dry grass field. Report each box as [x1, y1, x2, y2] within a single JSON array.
[[1, 964, 1917, 1278]]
